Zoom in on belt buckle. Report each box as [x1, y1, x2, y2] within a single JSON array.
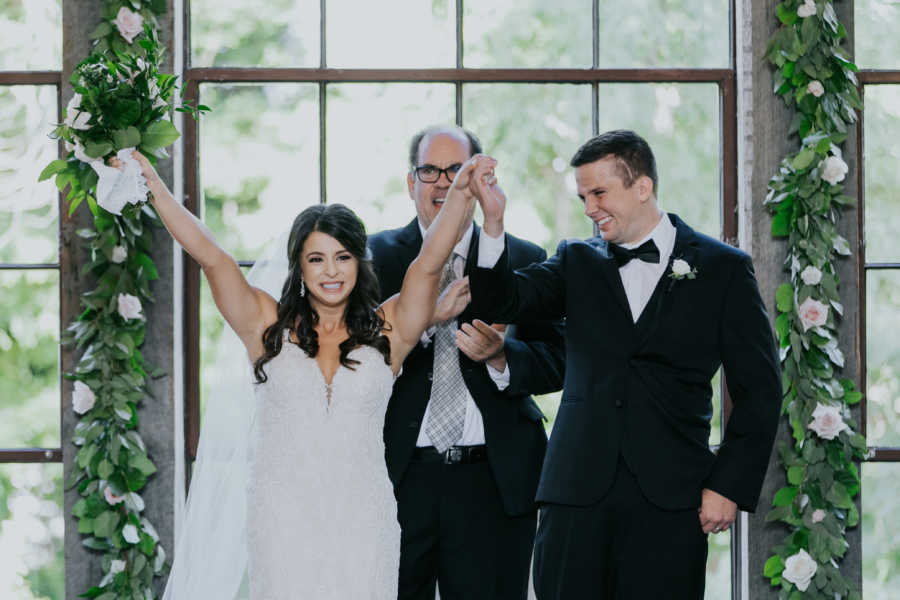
[[445, 446, 463, 464]]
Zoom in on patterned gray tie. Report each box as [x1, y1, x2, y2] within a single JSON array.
[[425, 255, 468, 453]]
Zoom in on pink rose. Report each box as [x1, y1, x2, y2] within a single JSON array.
[[798, 297, 828, 331], [811, 508, 826, 523], [117, 293, 144, 320], [104, 486, 125, 505], [807, 80, 825, 98], [113, 7, 144, 44]]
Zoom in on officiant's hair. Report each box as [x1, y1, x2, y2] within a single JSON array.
[[570, 129, 659, 195], [408, 125, 483, 169], [252, 204, 391, 383]]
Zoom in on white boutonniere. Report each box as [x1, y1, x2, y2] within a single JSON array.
[[668, 258, 698, 281]]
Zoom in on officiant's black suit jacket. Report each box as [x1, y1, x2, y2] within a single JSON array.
[[368, 219, 565, 516], [470, 214, 780, 512]]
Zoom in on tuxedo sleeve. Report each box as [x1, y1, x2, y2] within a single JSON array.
[[499, 245, 566, 397], [705, 254, 781, 512], [470, 237, 568, 325]]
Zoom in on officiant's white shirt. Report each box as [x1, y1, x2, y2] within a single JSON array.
[[477, 212, 676, 323], [415, 221, 511, 448]]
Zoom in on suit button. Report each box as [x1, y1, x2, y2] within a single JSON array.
[[615, 399, 623, 408], [409, 421, 419, 429], [427, 371, 433, 382]]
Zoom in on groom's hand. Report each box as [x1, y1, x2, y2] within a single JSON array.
[[457, 319, 507, 370], [699, 488, 737, 534]]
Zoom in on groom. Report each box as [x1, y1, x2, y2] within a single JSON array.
[[469, 130, 781, 598], [368, 125, 565, 600]]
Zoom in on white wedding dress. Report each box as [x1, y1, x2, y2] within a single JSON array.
[[247, 332, 401, 599]]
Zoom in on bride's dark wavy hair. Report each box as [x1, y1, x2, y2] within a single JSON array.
[[252, 204, 391, 383]]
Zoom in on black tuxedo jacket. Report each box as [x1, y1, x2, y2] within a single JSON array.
[[470, 214, 780, 512], [368, 219, 565, 516]]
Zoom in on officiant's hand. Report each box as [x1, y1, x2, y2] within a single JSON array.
[[699, 488, 737, 534], [432, 277, 471, 325], [457, 319, 506, 371]]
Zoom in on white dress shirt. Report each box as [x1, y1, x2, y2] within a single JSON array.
[[477, 213, 677, 323], [415, 221, 510, 448]]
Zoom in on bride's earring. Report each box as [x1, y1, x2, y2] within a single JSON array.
[[299, 277, 306, 298]]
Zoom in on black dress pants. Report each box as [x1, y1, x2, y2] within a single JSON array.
[[396, 457, 537, 600], [532, 456, 709, 599]]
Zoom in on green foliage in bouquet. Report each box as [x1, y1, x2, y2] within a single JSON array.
[[762, 1, 865, 598]]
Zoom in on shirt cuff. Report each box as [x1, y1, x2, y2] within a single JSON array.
[[486, 362, 510, 390], [477, 229, 505, 268], [420, 326, 436, 347]]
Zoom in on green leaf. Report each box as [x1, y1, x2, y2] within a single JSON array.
[[787, 465, 805, 485], [764, 554, 785, 577], [84, 141, 113, 159], [130, 453, 157, 476], [88, 21, 113, 40], [776, 3, 798, 26], [140, 119, 180, 150], [825, 482, 853, 509], [793, 147, 816, 170], [39, 159, 69, 181], [772, 486, 798, 507], [112, 126, 142, 150], [776, 283, 794, 313], [98, 459, 114, 479]]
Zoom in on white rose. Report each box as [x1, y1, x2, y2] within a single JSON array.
[[109, 559, 127, 574], [812, 508, 827, 523], [808, 403, 850, 440], [800, 266, 822, 286], [113, 7, 144, 44], [672, 259, 691, 276], [104, 486, 125, 505], [797, 297, 828, 331], [797, 0, 817, 18], [122, 523, 140, 544], [117, 293, 144, 320], [821, 155, 849, 185], [111, 245, 128, 264], [72, 381, 96, 414], [807, 80, 825, 97], [783, 548, 817, 591]]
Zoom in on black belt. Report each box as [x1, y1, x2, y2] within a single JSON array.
[[411, 444, 488, 465]]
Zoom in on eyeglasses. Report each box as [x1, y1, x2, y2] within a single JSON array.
[[412, 163, 463, 184]]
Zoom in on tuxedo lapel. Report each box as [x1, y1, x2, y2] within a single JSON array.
[[590, 237, 633, 320], [634, 214, 702, 349]]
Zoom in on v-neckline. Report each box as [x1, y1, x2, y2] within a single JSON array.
[[285, 330, 343, 387]]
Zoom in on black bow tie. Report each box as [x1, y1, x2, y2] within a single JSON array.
[[608, 239, 660, 268]]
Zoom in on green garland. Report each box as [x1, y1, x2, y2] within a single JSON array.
[[36, 2, 204, 598], [762, 1, 866, 598]]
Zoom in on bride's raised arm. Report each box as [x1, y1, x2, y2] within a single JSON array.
[[125, 151, 275, 356], [382, 154, 497, 371]]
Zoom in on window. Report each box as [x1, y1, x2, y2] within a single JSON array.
[[184, 1, 737, 596], [857, 0, 900, 595], [0, 1, 64, 597]]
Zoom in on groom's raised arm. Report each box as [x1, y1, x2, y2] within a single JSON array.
[[705, 254, 781, 512], [470, 228, 568, 326]]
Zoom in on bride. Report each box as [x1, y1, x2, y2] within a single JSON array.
[[118, 150, 498, 598]]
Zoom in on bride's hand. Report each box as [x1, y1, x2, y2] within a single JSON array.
[[107, 150, 161, 187], [432, 276, 470, 324]]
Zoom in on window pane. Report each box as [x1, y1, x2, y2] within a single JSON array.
[[862, 463, 900, 597], [199, 83, 319, 260], [863, 85, 900, 263], [706, 529, 732, 600], [0, 0, 61, 70], [0, 270, 59, 448], [0, 85, 58, 264], [0, 463, 63, 600], [598, 83, 721, 239], [464, 0, 591, 68], [326, 83, 454, 232], [463, 83, 594, 254], [866, 270, 900, 447], [597, 0, 729, 68], [190, 0, 319, 67], [856, 0, 900, 69], [326, 0, 455, 68]]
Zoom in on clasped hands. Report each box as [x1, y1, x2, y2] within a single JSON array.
[[699, 488, 737, 535], [433, 277, 507, 371]]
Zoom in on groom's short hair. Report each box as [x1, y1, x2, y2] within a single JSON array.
[[570, 130, 659, 195]]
